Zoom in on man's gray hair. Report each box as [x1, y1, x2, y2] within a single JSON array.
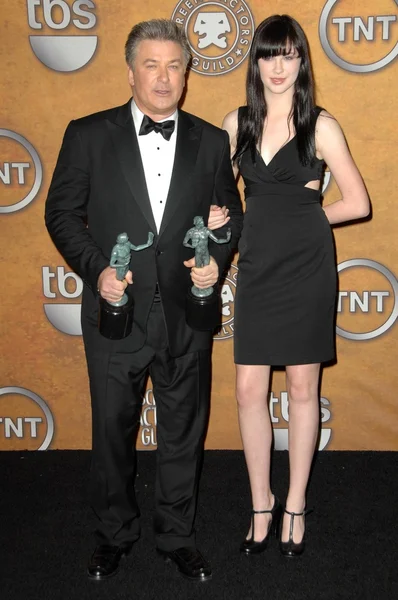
[[125, 19, 192, 68]]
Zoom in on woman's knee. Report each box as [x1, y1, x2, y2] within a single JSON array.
[[287, 370, 318, 402], [236, 380, 266, 409], [287, 379, 318, 404], [286, 365, 320, 405], [236, 366, 270, 409]]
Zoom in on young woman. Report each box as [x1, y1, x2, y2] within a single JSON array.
[[210, 14, 369, 557]]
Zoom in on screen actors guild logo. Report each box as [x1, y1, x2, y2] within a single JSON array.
[[194, 11, 230, 49], [319, 0, 398, 73], [139, 389, 157, 448], [214, 263, 238, 340], [27, 0, 98, 72], [0, 387, 54, 450], [172, 0, 254, 75], [0, 129, 42, 214]]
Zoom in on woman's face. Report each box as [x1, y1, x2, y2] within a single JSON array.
[[258, 46, 301, 96]]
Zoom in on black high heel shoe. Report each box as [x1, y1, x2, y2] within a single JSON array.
[[280, 508, 310, 557], [240, 496, 282, 554]]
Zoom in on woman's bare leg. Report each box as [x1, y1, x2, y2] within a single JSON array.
[[236, 364, 274, 540], [281, 363, 321, 542]]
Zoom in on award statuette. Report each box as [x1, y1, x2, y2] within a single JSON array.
[[183, 216, 231, 331], [98, 231, 154, 340]]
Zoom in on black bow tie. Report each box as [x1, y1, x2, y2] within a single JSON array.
[[139, 114, 175, 141]]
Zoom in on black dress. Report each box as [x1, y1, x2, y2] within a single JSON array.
[[234, 107, 336, 366]]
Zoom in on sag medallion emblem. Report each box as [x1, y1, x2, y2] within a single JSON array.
[[171, 0, 255, 75]]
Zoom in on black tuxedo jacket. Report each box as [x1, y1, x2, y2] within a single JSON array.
[[45, 100, 243, 357]]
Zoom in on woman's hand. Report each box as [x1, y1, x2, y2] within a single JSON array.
[[207, 204, 230, 230]]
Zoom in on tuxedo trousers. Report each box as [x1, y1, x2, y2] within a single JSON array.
[[84, 300, 211, 551]]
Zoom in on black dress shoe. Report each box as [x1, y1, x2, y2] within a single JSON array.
[[158, 547, 212, 581], [240, 496, 282, 554], [280, 508, 311, 558], [87, 544, 131, 580]]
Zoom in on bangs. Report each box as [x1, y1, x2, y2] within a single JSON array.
[[254, 20, 303, 60]]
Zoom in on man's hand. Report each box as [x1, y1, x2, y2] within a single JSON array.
[[207, 205, 230, 230], [97, 267, 133, 303], [183, 256, 219, 288]]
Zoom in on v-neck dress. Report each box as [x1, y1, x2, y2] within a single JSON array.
[[234, 106, 337, 365]]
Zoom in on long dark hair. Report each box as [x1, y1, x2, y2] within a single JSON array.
[[234, 14, 316, 166]]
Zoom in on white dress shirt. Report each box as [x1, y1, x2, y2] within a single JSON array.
[[131, 99, 178, 233]]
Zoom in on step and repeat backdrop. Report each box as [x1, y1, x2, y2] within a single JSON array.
[[1, 0, 397, 451]]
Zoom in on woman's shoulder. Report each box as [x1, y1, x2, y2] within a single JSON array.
[[315, 107, 339, 130], [314, 107, 339, 134], [314, 106, 337, 125], [222, 107, 241, 136], [314, 107, 346, 150], [223, 106, 240, 121]]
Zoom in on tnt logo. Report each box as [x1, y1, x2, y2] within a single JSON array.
[[171, 0, 254, 76], [0, 130, 42, 214], [27, 0, 98, 72], [337, 259, 398, 340], [0, 387, 54, 450], [319, 0, 398, 73], [270, 392, 332, 450], [42, 266, 83, 335], [214, 263, 238, 340]]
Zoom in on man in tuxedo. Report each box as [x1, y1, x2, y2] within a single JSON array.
[[45, 19, 242, 582]]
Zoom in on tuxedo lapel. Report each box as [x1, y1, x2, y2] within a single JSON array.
[[107, 101, 157, 234], [158, 110, 202, 238]]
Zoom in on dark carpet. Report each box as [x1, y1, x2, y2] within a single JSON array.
[[1, 451, 397, 600]]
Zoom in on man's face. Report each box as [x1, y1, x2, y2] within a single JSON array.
[[128, 40, 186, 120]]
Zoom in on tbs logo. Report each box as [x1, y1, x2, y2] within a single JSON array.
[[271, 392, 332, 450], [27, 0, 98, 72], [43, 266, 82, 335]]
